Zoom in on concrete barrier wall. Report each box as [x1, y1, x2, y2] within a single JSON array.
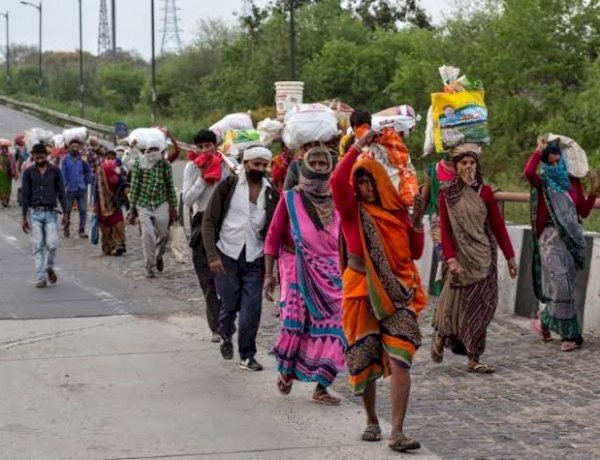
[[419, 221, 600, 335]]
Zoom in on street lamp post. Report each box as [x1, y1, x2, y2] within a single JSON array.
[[150, 0, 157, 122], [78, 0, 84, 117], [0, 12, 9, 88], [289, 0, 296, 80], [20, 1, 42, 96]]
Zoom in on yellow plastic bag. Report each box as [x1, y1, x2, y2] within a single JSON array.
[[431, 90, 490, 153]]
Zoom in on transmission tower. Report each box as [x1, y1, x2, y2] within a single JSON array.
[[160, 0, 182, 54], [242, 0, 252, 17], [98, 0, 112, 55]]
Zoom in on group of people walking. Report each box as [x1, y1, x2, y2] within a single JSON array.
[[181, 108, 596, 452], [13, 131, 179, 287], [9, 105, 596, 452]]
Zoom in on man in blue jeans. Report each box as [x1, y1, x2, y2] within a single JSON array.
[[61, 138, 91, 238], [21, 144, 67, 288]]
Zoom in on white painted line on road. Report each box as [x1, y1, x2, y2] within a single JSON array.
[[1, 232, 26, 251], [60, 275, 129, 316], [1, 225, 129, 316]]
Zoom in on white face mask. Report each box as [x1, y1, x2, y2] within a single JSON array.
[[146, 149, 162, 160], [138, 148, 163, 169]]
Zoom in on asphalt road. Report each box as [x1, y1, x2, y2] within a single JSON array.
[[5, 103, 600, 459], [0, 104, 436, 460], [0, 103, 187, 187], [0, 103, 188, 319]]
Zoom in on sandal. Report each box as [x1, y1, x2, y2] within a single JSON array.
[[312, 388, 341, 406], [361, 424, 381, 442], [276, 374, 293, 395], [561, 341, 580, 352], [467, 362, 495, 374], [388, 433, 421, 452], [530, 319, 552, 342], [431, 331, 444, 363]]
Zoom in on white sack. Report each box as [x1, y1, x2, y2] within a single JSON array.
[[282, 103, 338, 150], [257, 118, 283, 145], [546, 133, 589, 179], [63, 127, 88, 146], [210, 113, 254, 144]]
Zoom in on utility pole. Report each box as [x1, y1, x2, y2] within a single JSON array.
[[111, 0, 116, 56], [289, 0, 296, 80], [78, 0, 84, 117], [0, 12, 9, 88], [151, 0, 157, 122], [20, 1, 42, 96]]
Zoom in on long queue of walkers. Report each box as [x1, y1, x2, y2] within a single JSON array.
[[10, 129, 179, 287], [6, 104, 596, 453]]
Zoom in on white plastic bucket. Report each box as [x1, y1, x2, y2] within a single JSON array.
[[275, 81, 304, 120]]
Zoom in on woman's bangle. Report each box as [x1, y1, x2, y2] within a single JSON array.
[[264, 273, 275, 279]]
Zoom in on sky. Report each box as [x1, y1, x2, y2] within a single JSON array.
[[1, 0, 455, 60]]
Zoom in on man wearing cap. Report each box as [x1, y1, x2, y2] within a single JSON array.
[[127, 136, 178, 279], [202, 146, 279, 371], [21, 143, 67, 288], [61, 138, 92, 238]]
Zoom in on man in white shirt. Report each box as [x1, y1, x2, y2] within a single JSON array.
[[201, 146, 279, 372], [182, 129, 231, 343]]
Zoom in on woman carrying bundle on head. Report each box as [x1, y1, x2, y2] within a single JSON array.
[[331, 129, 427, 452], [525, 138, 597, 352], [431, 143, 518, 373]]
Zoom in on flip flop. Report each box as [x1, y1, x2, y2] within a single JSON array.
[[312, 389, 341, 406], [388, 433, 421, 452], [276, 374, 293, 395], [561, 341, 580, 352], [468, 363, 495, 374], [361, 424, 381, 442]]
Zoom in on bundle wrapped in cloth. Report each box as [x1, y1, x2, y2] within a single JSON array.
[[127, 128, 166, 151], [25, 128, 54, 150], [282, 103, 338, 150], [542, 133, 589, 178], [63, 127, 88, 146], [257, 118, 283, 145], [424, 65, 490, 155], [209, 113, 254, 144], [356, 123, 419, 208]]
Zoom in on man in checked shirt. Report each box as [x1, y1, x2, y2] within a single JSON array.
[[127, 136, 178, 278]]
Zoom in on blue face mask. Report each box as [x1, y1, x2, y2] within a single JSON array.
[[542, 155, 571, 192]]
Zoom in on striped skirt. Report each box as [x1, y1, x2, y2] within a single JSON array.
[[433, 260, 497, 360]]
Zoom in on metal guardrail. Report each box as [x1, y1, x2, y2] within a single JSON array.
[[0, 94, 196, 151], [494, 191, 600, 209], [4, 94, 598, 222], [0, 94, 116, 141]]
